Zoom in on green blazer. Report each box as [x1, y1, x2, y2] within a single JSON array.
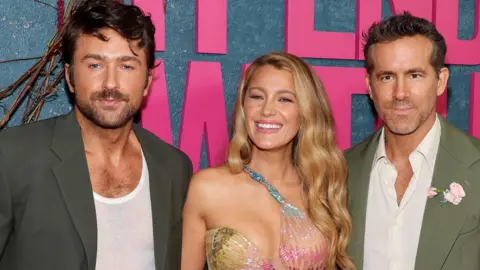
[[0, 112, 193, 270], [346, 116, 480, 270]]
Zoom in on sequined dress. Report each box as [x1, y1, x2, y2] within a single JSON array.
[[205, 167, 327, 269]]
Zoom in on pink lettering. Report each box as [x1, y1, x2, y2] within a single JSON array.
[[132, 0, 165, 51], [285, 0, 356, 59], [196, 0, 227, 54], [390, 0, 433, 20], [178, 62, 229, 171], [435, 0, 480, 64], [141, 60, 172, 144], [356, 0, 382, 59], [470, 72, 480, 138], [137, 1, 480, 159], [312, 67, 368, 150]]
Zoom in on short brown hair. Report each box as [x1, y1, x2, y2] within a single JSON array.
[[363, 12, 447, 75], [62, 0, 156, 70]]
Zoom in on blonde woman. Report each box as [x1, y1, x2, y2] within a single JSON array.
[[181, 52, 354, 270]]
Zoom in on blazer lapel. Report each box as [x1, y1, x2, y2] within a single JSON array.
[[347, 130, 382, 268], [415, 117, 480, 270], [50, 113, 97, 270], [134, 126, 172, 270]]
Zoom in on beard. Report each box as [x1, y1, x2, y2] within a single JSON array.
[[376, 99, 433, 136], [75, 88, 141, 129]]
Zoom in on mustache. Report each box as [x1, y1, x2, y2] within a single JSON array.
[[388, 99, 414, 109], [91, 89, 129, 102]]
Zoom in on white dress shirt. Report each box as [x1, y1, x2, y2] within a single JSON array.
[[363, 115, 441, 270]]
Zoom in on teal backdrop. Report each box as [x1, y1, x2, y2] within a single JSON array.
[[0, 0, 479, 168]]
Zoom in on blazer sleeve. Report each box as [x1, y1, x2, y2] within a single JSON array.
[[0, 147, 13, 258], [183, 156, 193, 204], [165, 154, 193, 269]]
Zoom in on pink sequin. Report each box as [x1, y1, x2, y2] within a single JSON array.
[[261, 263, 275, 270], [205, 167, 328, 269]]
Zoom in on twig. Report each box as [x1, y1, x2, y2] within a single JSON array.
[[0, 59, 44, 99], [34, 0, 58, 10], [0, 56, 43, 64], [0, 0, 83, 128], [24, 66, 64, 122], [25, 70, 64, 123], [0, 55, 50, 127]]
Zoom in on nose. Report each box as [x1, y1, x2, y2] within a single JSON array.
[[261, 98, 276, 116], [393, 77, 409, 100], [103, 64, 119, 90]]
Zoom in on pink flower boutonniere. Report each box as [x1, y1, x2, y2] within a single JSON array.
[[428, 182, 466, 207]]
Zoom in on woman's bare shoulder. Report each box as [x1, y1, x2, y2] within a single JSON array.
[[187, 165, 242, 197]]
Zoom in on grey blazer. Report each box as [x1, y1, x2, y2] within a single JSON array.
[[0, 112, 193, 270], [346, 116, 480, 270]]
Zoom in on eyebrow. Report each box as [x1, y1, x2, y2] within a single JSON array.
[[375, 71, 394, 77], [81, 54, 141, 65], [406, 68, 427, 74], [248, 87, 296, 96], [375, 67, 427, 76]]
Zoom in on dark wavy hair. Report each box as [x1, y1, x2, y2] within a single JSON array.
[[363, 11, 447, 76], [62, 0, 156, 70]]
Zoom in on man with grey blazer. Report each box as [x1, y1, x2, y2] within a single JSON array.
[[0, 1, 192, 269], [346, 12, 480, 270]]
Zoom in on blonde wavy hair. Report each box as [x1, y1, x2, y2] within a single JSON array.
[[226, 52, 354, 270]]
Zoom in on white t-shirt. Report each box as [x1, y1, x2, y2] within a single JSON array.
[[94, 151, 155, 270]]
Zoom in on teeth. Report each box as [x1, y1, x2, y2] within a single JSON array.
[[256, 123, 282, 129]]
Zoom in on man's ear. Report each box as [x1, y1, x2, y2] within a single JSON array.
[[436, 67, 449, 96], [143, 70, 153, 97], [366, 74, 374, 100], [65, 64, 75, 93]]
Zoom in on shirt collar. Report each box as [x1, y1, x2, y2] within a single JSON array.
[[374, 114, 441, 170]]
